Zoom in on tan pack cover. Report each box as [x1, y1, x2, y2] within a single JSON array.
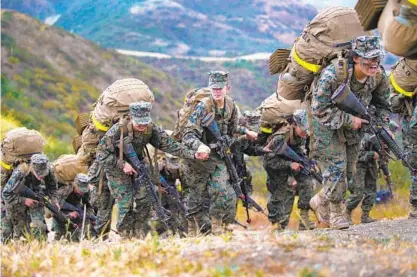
[[173, 88, 233, 140], [277, 7, 368, 100], [1, 127, 45, 166], [258, 93, 306, 125], [72, 135, 83, 153], [75, 113, 90, 135], [53, 154, 88, 184], [391, 58, 417, 93], [92, 78, 155, 127]]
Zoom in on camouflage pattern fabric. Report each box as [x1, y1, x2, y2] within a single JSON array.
[[2, 165, 58, 240], [263, 129, 312, 228], [352, 36, 383, 59], [345, 133, 378, 213], [129, 102, 152, 125], [311, 62, 391, 203], [96, 122, 195, 235], [182, 98, 245, 228], [208, 70, 229, 89]]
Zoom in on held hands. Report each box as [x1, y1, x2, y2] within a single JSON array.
[[290, 162, 304, 172], [373, 152, 380, 160], [123, 162, 138, 175], [352, 116, 369, 130], [24, 198, 39, 208]]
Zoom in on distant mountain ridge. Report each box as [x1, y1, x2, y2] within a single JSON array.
[[2, 0, 317, 56]]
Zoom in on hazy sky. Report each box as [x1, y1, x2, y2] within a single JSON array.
[[304, 0, 357, 9]]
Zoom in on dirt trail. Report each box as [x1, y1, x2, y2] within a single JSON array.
[[177, 218, 417, 276]]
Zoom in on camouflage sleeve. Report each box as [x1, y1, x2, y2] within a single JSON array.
[[45, 167, 59, 204], [87, 159, 101, 186], [150, 125, 196, 159], [96, 123, 124, 171], [2, 167, 26, 205], [389, 90, 405, 113], [182, 101, 208, 150], [371, 68, 391, 123], [357, 135, 375, 163], [311, 64, 354, 129], [263, 134, 292, 170], [409, 105, 417, 143]]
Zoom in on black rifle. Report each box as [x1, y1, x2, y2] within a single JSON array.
[[159, 175, 186, 215], [122, 141, 171, 231], [19, 185, 78, 227], [368, 134, 394, 198], [202, 113, 267, 223], [61, 201, 97, 224], [272, 141, 324, 184], [331, 84, 416, 173]]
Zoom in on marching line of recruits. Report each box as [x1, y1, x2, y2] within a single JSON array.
[[1, 35, 417, 242]]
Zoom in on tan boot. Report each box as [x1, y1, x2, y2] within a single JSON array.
[[329, 202, 349, 230], [211, 218, 224, 235], [409, 204, 417, 219], [361, 211, 376, 224], [187, 219, 197, 237], [309, 189, 330, 226], [343, 207, 353, 225], [299, 209, 316, 230]]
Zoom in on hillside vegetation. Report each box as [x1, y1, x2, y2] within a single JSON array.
[[1, 10, 191, 157]]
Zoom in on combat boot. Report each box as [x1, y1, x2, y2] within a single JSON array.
[[329, 202, 349, 230], [187, 219, 198, 237], [211, 218, 224, 235], [271, 222, 284, 233], [309, 189, 330, 226], [361, 211, 376, 224], [298, 209, 316, 230], [409, 204, 417, 219], [343, 207, 353, 225]]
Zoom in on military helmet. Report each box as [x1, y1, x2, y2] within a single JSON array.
[[74, 173, 90, 194], [352, 36, 383, 59], [30, 154, 49, 178]]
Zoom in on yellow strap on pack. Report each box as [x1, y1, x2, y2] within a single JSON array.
[[1, 161, 12, 170], [389, 74, 416, 97], [261, 126, 273, 134], [92, 115, 110, 132], [409, 0, 417, 6], [292, 47, 322, 73]]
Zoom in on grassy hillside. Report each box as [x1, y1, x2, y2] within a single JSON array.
[[1, 10, 191, 157]]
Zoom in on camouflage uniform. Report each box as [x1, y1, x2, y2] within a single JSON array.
[[88, 160, 114, 239], [345, 133, 381, 223], [1, 169, 15, 242], [52, 174, 96, 241], [391, 93, 417, 218], [310, 36, 391, 229], [182, 71, 247, 234], [262, 122, 314, 230], [96, 102, 196, 236], [2, 154, 59, 240]]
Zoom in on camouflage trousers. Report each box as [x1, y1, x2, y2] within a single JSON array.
[[52, 214, 95, 242], [312, 129, 359, 203], [182, 159, 237, 227], [104, 169, 134, 234], [93, 179, 115, 238], [407, 150, 417, 207], [346, 165, 377, 213], [1, 203, 13, 242], [4, 203, 47, 240], [264, 163, 313, 228]]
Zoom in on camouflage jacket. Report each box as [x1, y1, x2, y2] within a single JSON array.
[[312, 63, 391, 144], [97, 123, 196, 171], [391, 93, 417, 150], [2, 164, 59, 206], [263, 125, 306, 171], [182, 99, 246, 152]]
